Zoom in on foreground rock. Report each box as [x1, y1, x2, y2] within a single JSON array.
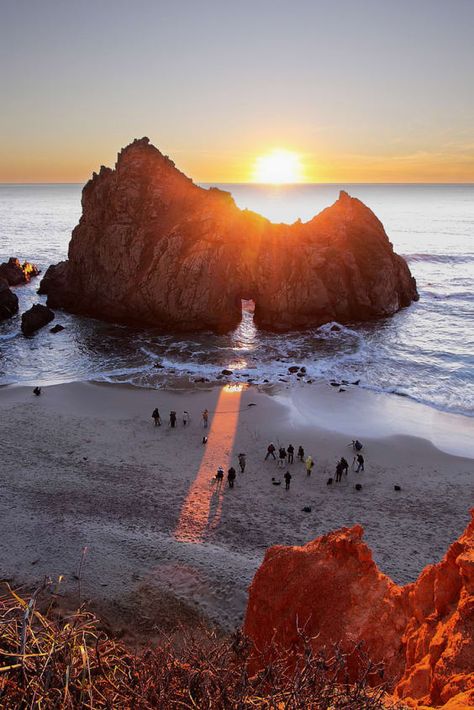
[[21, 304, 55, 335], [0, 257, 40, 286], [0, 278, 19, 321], [40, 137, 418, 332], [244, 512, 474, 709]]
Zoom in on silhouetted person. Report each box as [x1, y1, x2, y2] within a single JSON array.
[[305, 455, 314, 476], [33, 387, 41, 396], [297, 445, 305, 462], [265, 443, 276, 460], [356, 454, 365, 472], [284, 470, 292, 490], [278, 447, 287, 468], [227, 466, 236, 488], [340, 457, 349, 475], [287, 444, 294, 464], [238, 453, 246, 473], [352, 439, 363, 451], [169, 410, 177, 428], [202, 409, 209, 428], [183, 411, 190, 426], [152, 408, 161, 427], [335, 461, 343, 482], [216, 466, 224, 487]]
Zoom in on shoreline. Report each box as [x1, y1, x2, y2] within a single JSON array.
[[1, 380, 472, 638]]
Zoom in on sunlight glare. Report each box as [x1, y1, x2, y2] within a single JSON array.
[[253, 149, 303, 184]]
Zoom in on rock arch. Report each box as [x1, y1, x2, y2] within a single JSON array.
[[40, 138, 418, 332]]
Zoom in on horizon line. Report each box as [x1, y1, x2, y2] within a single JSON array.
[[1, 181, 473, 186]]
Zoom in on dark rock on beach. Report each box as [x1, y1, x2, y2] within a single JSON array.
[[0, 257, 40, 286], [50, 324, 65, 333], [40, 137, 419, 332], [0, 278, 19, 320], [21, 304, 55, 335], [288, 366, 300, 373]]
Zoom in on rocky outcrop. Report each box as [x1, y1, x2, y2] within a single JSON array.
[[0, 257, 40, 286], [244, 512, 474, 709], [21, 304, 55, 335], [39, 138, 418, 332], [0, 278, 19, 321]]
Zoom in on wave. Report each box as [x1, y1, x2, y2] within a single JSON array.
[[403, 253, 474, 264], [358, 382, 474, 418]]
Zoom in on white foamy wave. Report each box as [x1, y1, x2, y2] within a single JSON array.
[[403, 253, 474, 264]]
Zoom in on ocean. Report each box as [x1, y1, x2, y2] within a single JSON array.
[[0, 183, 473, 417]]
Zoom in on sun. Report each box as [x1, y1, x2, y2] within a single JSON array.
[[252, 149, 303, 184]]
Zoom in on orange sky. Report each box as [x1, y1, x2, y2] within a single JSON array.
[[1, 1, 473, 184]]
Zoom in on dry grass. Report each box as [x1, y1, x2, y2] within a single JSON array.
[[0, 581, 406, 709]]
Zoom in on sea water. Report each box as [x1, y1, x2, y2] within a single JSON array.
[[0, 183, 473, 417]]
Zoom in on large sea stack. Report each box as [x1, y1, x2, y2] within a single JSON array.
[[40, 138, 418, 332]]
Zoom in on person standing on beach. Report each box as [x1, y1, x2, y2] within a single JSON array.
[[227, 466, 236, 488], [183, 411, 190, 426], [287, 444, 294, 464], [238, 453, 246, 473], [169, 410, 177, 428], [305, 455, 314, 476], [284, 470, 292, 490], [340, 457, 349, 475], [297, 445, 305, 462], [265, 443, 276, 460], [278, 447, 287, 468], [152, 408, 161, 427], [216, 466, 224, 487], [335, 461, 343, 482], [356, 454, 365, 472], [202, 409, 209, 428]]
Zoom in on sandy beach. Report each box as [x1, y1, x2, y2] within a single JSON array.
[[0, 380, 472, 640]]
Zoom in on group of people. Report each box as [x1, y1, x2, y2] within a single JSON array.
[[151, 408, 205, 428], [216, 452, 246, 489], [265, 442, 314, 476]]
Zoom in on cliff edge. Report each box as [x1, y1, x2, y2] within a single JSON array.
[[244, 512, 474, 709]]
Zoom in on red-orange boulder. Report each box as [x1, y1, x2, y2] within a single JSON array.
[[244, 512, 474, 709]]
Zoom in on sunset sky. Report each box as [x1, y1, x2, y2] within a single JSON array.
[[1, 0, 473, 183]]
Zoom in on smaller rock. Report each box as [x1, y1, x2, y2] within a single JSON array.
[[288, 366, 299, 373], [330, 382, 340, 387], [0, 257, 40, 285], [394, 485, 401, 491], [221, 369, 233, 375], [339, 387, 346, 392], [296, 372, 305, 378], [355, 484, 362, 491], [21, 304, 54, 335], [153, 362, 164, 368], [327, 477, 333, 485], [302, 506, 312, 513], [330, 324, 341, 332], [300, 366, 307, 373], [352, 379, 360, 386], [50, 324, 65, 333], [0, 278, 19, 321]]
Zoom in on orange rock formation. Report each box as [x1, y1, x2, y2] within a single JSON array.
[[244, 511, 474, 708]]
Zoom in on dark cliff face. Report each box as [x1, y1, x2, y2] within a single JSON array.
[[39, 137, 418, 332]]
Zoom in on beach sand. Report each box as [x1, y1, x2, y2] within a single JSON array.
[[0, 381, 472, 639]]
